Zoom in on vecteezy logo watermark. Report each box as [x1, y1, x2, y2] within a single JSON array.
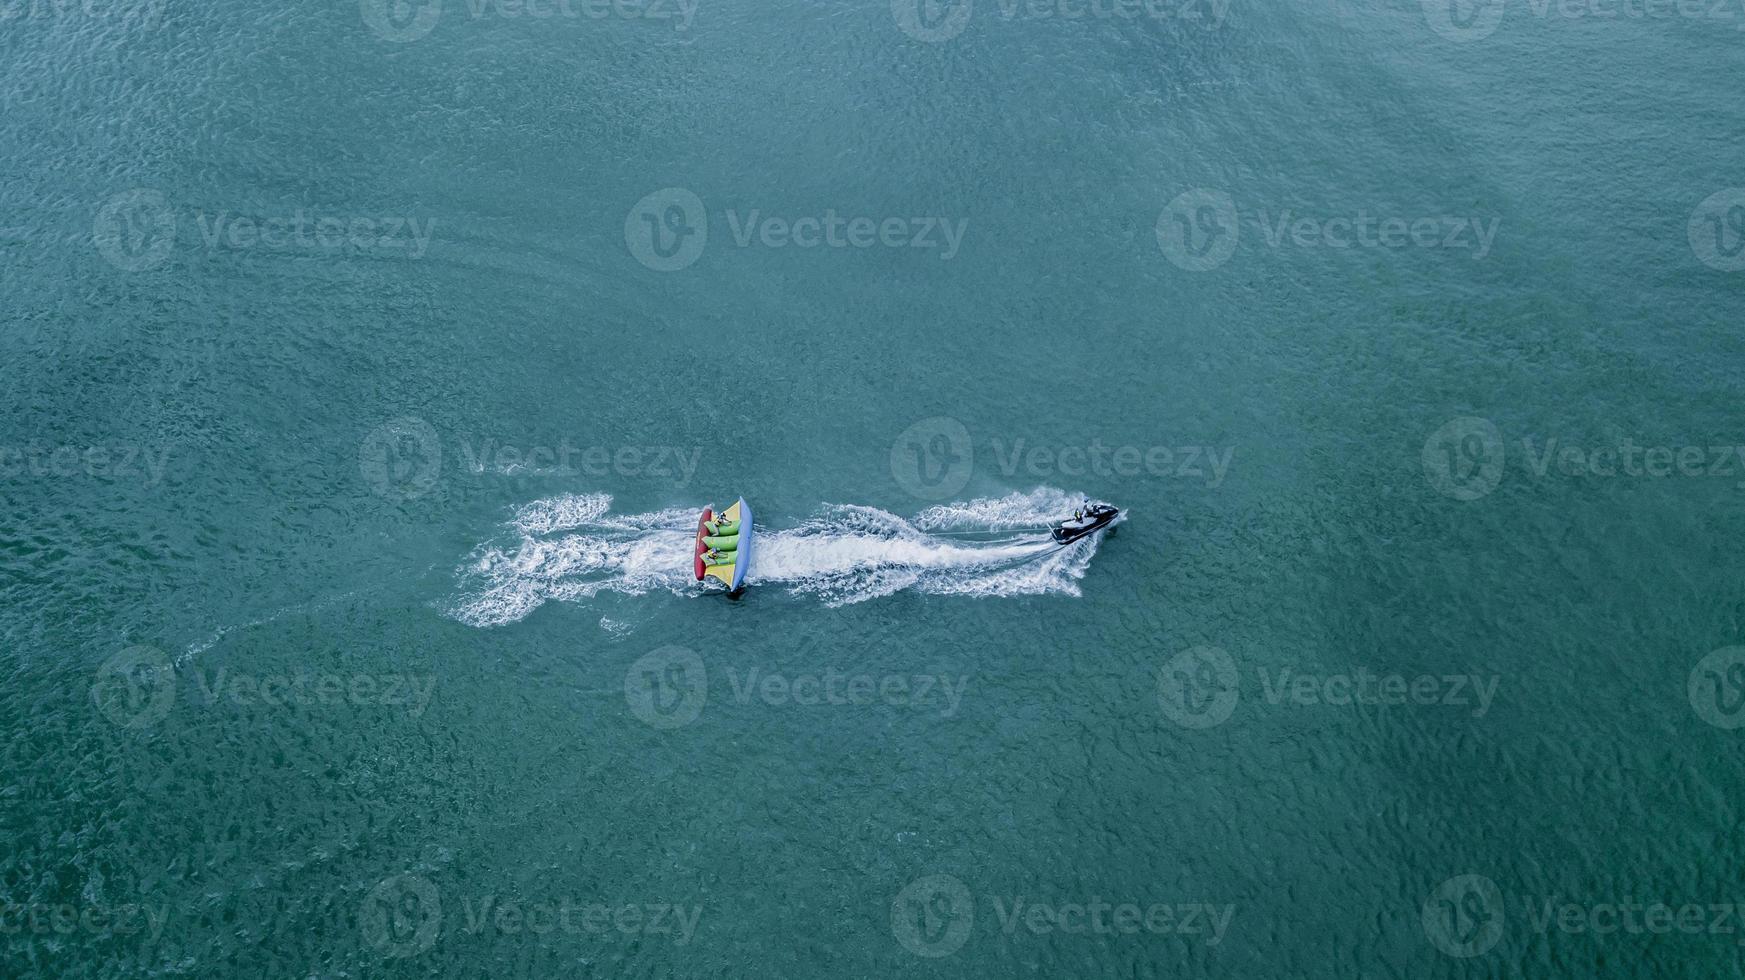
[[891, 874, 975, 957], [0, 902, 170, 943], [193, 669, 437, 717], [1156, 188, 1239, 272], [1158, 648, 1500, 728], [1423, 873, 1745, 958], [361, 874, 442, 958], [0, 445, 171, 487], [360, 0, 444, 40], [359, 417, 443, 501], [1419, 0, 1508, 41], [359, 417, 701, 500], [1422, 0, 1745, 43], [1157, 189, 1502, 271], [890, 416, 975, 501], [361, 0, 697, 41], [625, 188, 969, 271], [891, 0, 971, 40], [1156, 646, 1240, 729], [624, 647, 970, 728], [94, 190, 438, 270], [1689, 647, 1745, 730], [1421, 417, 1506, 501], [889, 416, 1234, 501], [359, 874, 702, 956], [624, 646, 708, 729], [93, 189, 177, 272], [95, 651, 437, 726], [1424, 416, 1745, 501], [891, 0, 1228, 43], [624, 187, 707, 271], [892, 875, 1234, 958], [1689, 189, 1745, 272], [92, 646, 176, 730], [1422, 874, 1506, 957]]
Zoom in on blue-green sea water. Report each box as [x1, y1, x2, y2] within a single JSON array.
[[4, 0, 1745, 975]]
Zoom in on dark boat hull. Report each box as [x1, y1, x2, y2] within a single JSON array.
[[1052, 506, 1119, 544]]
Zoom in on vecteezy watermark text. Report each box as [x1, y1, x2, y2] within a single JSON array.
[[989, 438, 1232, 485], [889, 416, 1232, 500], [623, 647, 970, 729], [94, 190, 438, 271], [93, 647, 440, 729], [624, 188, 968, 271], [722, 666, 969, 717], [455, 437, 700, 483], [1257, 666, 1499, 717], [990, 896, 1234, 941], [459, 896, 702, 944], [194, 668, 437, 717], [360, 874, 701, 959], [0, 0, 167, 27], [0, 902, 169, 942], [1156, 647, 1501, 729], [361, 0, 698, 43], [357, 416, 701, 501], [890, 874, 1233, 958], [1422, 416, 1745, 501], [1157, 189, 1501, 272], [1422, 874, 1745, 958], [0, 445, 170, 486], [1421, 0, 1745, 44], [891, 0, 1230, 43], [723, 210, 968, 259], [192, 211, 437, 257]]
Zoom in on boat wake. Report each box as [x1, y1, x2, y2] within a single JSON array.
[[446, 488, 1122, 628]]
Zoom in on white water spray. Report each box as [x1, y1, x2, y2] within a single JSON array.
[[447, 487, 1121, 628]]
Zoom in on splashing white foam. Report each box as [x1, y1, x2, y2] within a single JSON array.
[[447, 488, 1121, 628]]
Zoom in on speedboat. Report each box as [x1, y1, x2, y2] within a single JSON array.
[[1052, 503, 1119, 544]]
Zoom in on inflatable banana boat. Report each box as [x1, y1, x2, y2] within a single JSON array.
[[694, 497, 752, 592]]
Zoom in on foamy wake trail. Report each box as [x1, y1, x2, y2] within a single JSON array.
[[447, 488, 1120, 628]]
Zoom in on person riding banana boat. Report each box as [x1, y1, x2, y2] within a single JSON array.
[[694, 498, 753, 591]]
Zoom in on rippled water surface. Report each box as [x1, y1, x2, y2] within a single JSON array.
[[3, 0, 1744, 976]]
